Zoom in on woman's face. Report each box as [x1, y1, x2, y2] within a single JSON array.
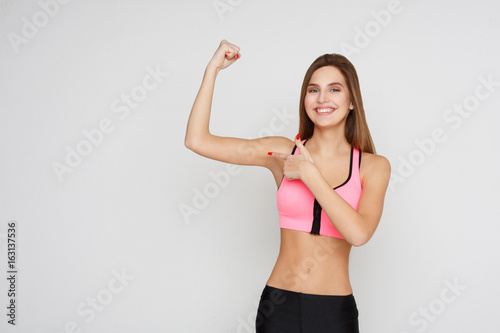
[[304, 66, 354, 130]]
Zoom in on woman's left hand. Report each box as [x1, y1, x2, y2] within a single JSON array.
[[269, 135, 315, 181]]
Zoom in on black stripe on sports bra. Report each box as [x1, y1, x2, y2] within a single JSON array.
[[310, 145, 354, 235]]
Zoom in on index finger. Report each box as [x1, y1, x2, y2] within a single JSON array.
[[295, 138, 314, 163], [268, 152, 289, 160]]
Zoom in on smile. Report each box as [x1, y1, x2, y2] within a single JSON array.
[[314, 107, 336, 115]]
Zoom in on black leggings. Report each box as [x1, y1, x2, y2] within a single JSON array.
[[255, 285, 359, 333]]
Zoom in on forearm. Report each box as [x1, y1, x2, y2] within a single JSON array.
[[302, 167, 368, 246], [185, 65, 219, 149]]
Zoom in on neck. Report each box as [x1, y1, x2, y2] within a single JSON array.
[[306, 125, 350, 156]]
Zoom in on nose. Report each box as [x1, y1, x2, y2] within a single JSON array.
[[317, 90, 329, 103]]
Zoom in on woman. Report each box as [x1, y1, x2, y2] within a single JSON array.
[[185, 40, 391, 333]]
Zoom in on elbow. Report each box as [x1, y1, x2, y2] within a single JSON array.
[[351, 239, 368, 247], [349, 231, 372, 247], [184, 136, 196, 151], [185, 135, 208, 155], [184, 125, 210, 152], [184, 132, 202, 152], [185, 131, 213, 154], [185, 138, 202, 155]]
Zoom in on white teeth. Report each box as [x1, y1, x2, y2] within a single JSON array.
[[316, 108, 335, 113]]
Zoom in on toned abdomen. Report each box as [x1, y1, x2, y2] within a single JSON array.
[[266, 228, 353, 295]]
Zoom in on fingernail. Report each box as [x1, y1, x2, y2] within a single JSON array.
[[267, 152, 272, 155], [235, 54, 240, 59], [296, 134, 300, 140]]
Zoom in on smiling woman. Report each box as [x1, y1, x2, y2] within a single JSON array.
[[298, 54, 375, 154], [185, 40, 391, 333], [305, 67, 354, 130]]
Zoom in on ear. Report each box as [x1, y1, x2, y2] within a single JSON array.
[[349, 102, 354, 110]]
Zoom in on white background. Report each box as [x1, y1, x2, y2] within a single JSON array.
[[1, 0, 499, 332]]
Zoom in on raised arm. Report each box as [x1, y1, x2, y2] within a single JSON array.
[[185, 40, 293, 175]]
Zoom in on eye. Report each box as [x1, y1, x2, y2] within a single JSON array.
[[330, 88, 340, 92], [308, 88, 318, 93]]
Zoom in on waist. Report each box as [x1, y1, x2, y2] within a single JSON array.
[[266, 229, 352, 295], [262, 284, 355, 299]]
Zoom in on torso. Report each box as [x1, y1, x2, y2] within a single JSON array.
[[266, 138, 364, 295], [266, 229, 353, 295]]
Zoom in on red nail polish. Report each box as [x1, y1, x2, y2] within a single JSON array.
[[296, 134, 300, 140], [267, 152, 272, 155], [235, 54, 239, 59]]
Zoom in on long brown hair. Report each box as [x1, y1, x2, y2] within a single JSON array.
[[298, 54, 375, 154]]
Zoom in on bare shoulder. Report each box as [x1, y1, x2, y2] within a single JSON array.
[[360, 152, 391, 184]]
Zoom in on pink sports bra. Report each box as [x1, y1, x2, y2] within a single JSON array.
[[277, 140, 362, 239]]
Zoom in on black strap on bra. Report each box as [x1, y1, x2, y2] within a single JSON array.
[[310, 199, 322, 235], [309, 145, 355, 236]]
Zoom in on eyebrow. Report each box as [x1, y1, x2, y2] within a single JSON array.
[[307, 82, 344, 87]]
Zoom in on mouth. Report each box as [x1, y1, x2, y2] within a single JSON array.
[[314, 107, 336, 116]]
